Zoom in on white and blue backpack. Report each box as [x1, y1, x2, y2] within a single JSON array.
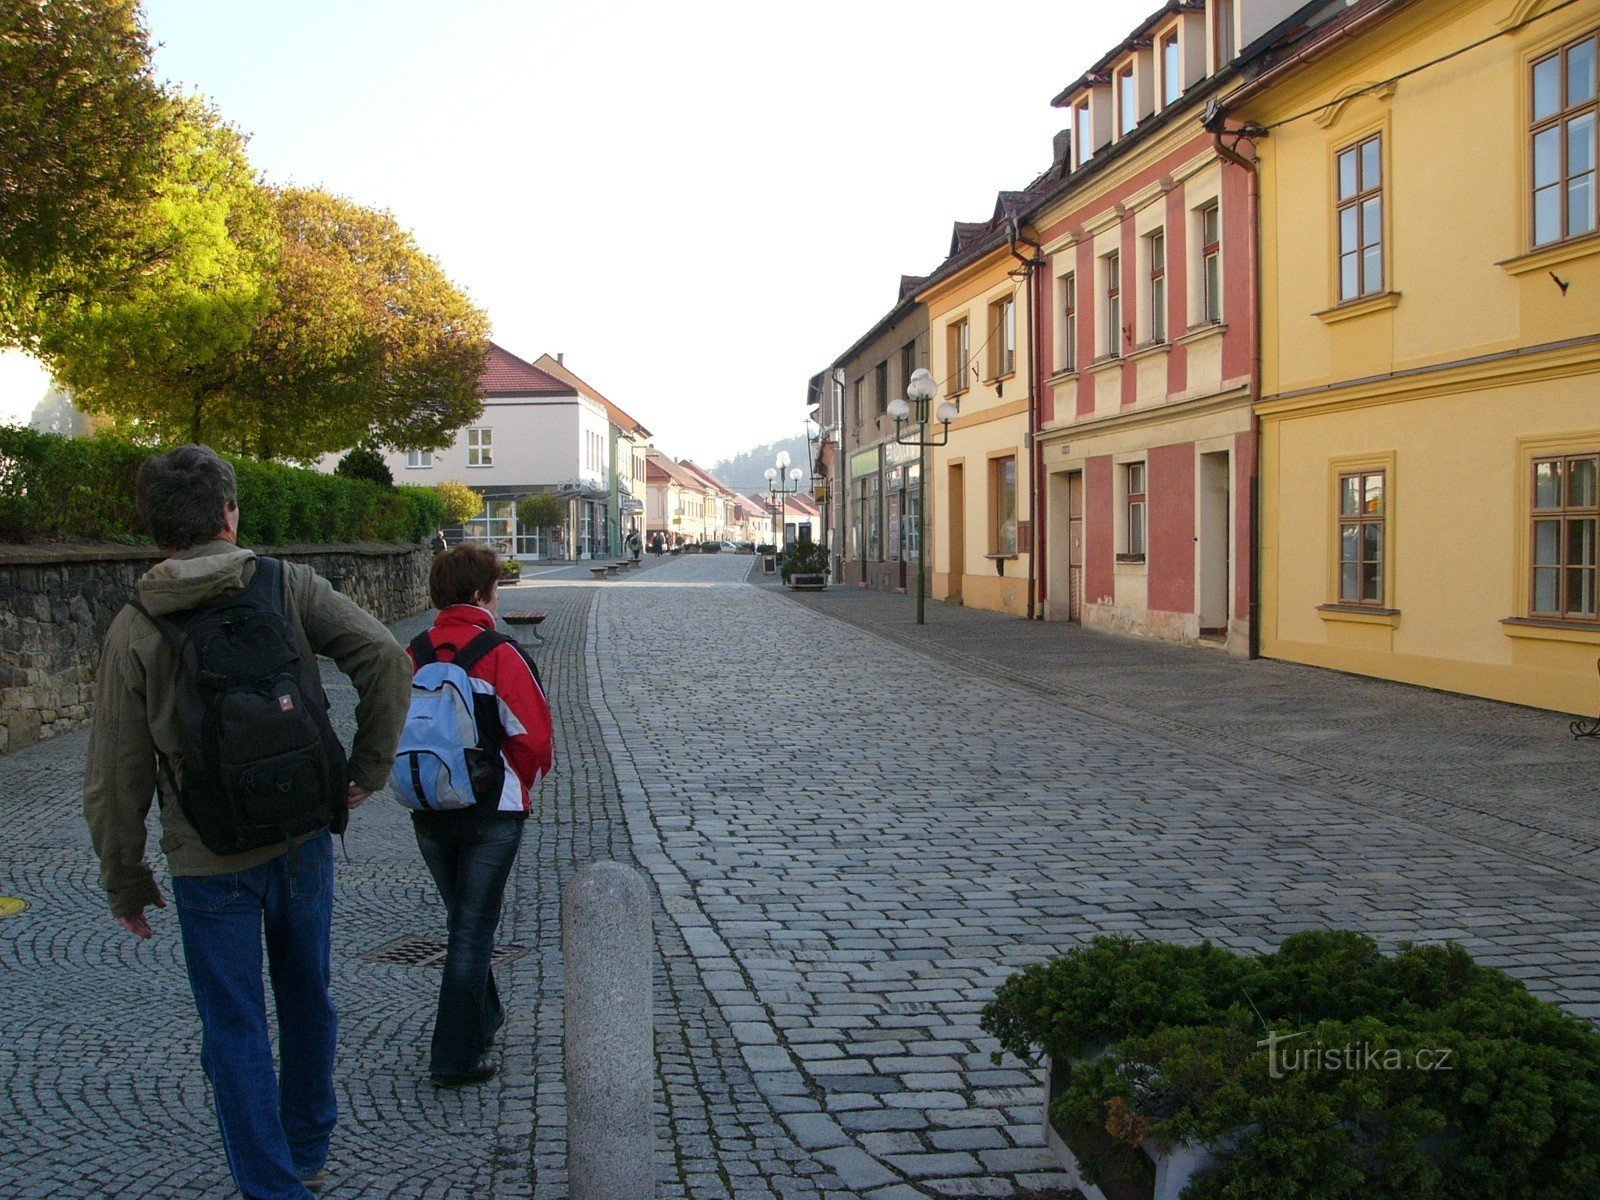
[[391, 631, 509, 811]]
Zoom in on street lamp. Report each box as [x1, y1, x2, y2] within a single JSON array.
[[764, 455, 803, 565], [889, 367, 957, 626]]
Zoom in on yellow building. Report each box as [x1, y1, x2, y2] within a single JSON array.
[[921, 205, 1039, 617], [1224, 0, 1600, 713]]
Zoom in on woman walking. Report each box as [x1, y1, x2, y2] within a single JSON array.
[[407, 545, 553, 1086]]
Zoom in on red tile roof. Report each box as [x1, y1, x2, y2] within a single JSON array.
[[533, 354, 653, 438], [480, 343, 578, 397]]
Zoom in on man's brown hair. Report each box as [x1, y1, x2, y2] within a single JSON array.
[[429, 544, 500, 609]]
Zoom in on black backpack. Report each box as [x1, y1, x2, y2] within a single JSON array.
[[131, 556, 350, 856]]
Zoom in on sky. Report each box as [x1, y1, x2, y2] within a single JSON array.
[[2, 0, 1157, 463]]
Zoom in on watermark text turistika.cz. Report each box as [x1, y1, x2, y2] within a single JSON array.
[[1258, 1030, 1456, 1080]]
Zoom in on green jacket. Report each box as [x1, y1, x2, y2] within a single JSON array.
[[83, 541, 413, 917]]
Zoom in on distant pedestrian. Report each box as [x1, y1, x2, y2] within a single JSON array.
[[399, 545, 553, 1087], [431, 528, 447, 555], [627, 530, 642, 563], [83, 445, 413, 1200]]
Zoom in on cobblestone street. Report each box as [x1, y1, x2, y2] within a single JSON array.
[[5, 552, 1600, 1198]]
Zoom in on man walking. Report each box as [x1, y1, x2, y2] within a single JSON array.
[[83, 445, 413, 1200]]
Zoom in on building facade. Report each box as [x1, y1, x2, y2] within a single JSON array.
[[1229, 0, 1600, 712], [921, 203, 1040, 617], [1033, 0, 1260, 653], [832, 280, 930, 591]]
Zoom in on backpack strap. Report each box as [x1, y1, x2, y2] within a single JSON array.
[[409, 631, 439, 666], [451, 630, 511, 674], [127, 599, 184, 656]]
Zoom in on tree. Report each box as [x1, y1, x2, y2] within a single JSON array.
[[227, 188, 488, 460], [516, 494, 565, 532], [0, 0, 172, 345], [37, 97, 276, 444], [334, 447, 393, 488], [435, 480, 482, 526]]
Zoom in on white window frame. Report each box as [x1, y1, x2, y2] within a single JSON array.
[[467, 427, 493, 468], [406, 449, 433, 469]]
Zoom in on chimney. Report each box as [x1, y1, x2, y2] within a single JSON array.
[[1052, 128, 1074, 171]]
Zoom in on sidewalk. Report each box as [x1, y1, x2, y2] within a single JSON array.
[[781, 578, 1600, 886]]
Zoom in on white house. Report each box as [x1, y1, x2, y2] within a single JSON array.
[[382, 342, 615, 560]]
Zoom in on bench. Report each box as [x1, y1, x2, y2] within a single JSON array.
[[502, 610, 550, 645], [589, 565, 611, 580]]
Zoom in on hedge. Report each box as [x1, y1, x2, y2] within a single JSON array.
[[0, 427, 444, 546]]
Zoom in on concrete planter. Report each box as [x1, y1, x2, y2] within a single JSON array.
[[1041, 1057, 1226, 1200], [788, 573, 827, 591]]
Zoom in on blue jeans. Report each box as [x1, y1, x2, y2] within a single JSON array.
[[411, 812, 525, 1075], [173, 832, 336, 1200]]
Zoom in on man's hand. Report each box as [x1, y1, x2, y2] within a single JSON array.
[[347, 783, 374, 810], [119, 891, 165, 939]]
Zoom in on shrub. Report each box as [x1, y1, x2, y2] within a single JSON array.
[[334, 446, 395, 488], [498, 557, 521, 581], [980, 932, 1600, 1200], [0, 428, 441, 546], [435, 478, 483, 526], [779, 539, 829, 582]]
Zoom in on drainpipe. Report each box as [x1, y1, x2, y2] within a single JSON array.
[[1209, 119, 1265, 659], [1009, 217, 1045, 621]]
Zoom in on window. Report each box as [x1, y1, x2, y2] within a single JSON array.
[[1162, 31, 1182, 106], [904, 465, 921, 561], [947, 318, 971, 393], [1337, 471, 1386, 605], [467, 427, 493, 467], [1532, 33, 1598, 246], [991, 456, 1018, 555], [1104, 251, 1123, 358], [1148, 230, 1167, 343], [1118, 66, 1137, 137], [874, 361, 889, 416], [1213, 0, 1235, 66], [406, 449, 433, 469], [1124, 463, 1147, 560], [1199, 202, 1222, 323], [990, 295, 1016, 378], [1337, 134, 1384, 301], [853, 378, 865, 427], [465, 497, 513, 552], [1059, 272, 1078, 372], [1532, 454, 1598, 620], [1074, 100, 1092, 167], [900, 340, 917, 396]]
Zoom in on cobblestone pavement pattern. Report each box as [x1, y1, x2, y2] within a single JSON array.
[[5, 551, 1600, 1198]]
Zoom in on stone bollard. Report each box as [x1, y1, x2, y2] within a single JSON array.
[[564, 861, 654, 1200]]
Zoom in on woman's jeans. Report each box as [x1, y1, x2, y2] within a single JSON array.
[[411, 811, 525, 1074], [172, 831, 336, 1200]]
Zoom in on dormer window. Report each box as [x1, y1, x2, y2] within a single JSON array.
[[1074, 99, 1092, 166], [1161, 29, 1181, 106], [1117, 65, 1137, 136], [1212, 0, 1235, 67]]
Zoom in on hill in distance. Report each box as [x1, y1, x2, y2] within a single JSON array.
[[707, 435, 812, 493]]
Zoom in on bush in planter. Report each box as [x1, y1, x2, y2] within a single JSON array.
[[779, 539, 829, 583], [498, 557, 521, 582], [981, 932, 1600, 1200]]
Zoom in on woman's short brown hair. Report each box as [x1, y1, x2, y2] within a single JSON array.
[[429, 544, 500, 609]]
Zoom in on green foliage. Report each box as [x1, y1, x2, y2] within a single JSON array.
[[37, 97, 276, 443], [498, 557, 521, 581], [980, 933, 1600, 1200], [334, 446, 394, 489], [0, 0, 172, 345], [0, 428, 439, 545], [516, 494, 565, 530], [779, 539, 830, 582], [435, 479, 483, 526]]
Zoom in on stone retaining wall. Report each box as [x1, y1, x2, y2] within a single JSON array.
[[0, 541, 430, 755]]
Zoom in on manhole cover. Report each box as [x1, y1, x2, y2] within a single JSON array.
[[360, 934, 528, 969], [0, 896, 29, 918]]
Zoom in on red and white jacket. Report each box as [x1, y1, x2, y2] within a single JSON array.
[[408, 605, 554, 813]]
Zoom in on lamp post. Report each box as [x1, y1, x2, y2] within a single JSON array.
[[764, 450, 803, 568], [887, 368, 957, 626]]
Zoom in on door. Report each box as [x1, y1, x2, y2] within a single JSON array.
[[1068, 470, 1084, 623], [947, 463, 965, 604], [1199, 451, 1231, 635]]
